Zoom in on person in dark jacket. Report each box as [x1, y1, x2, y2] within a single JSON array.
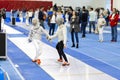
[[70, 11, 80, 48], [81, 8, 89, 38], [38, 6, 45, 29], [109, 8, 119, 42]]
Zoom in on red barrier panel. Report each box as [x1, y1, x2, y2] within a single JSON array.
[[0, 1, 52, 11]]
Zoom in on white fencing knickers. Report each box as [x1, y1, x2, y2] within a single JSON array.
[[98, 27, 104, 41], [33, 39, 42, 60]]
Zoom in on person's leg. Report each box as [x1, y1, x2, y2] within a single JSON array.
[[1, 18, 4, 28], [40, 20, 45, 29], [111, 27, 114, 41], [99, 27, 103, 42], [114, 26, 117, 41], [82, 22, 87, 37], [80, 22, 83, 33], [33, 39, 42, 64], [71, 29, 75, 47], [89, 21, 92, 33], [58, 41, 69, 66], [30, 17, 32, 23], [101, 27, 104, 41], [49, 23, 52, 35], [52, 23, 56, 35], [56, 42, 62, 62], [92, 21, 96, 32], [82, 22, 85, 37], [75, 32, 79, 48]]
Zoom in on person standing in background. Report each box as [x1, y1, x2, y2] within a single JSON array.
[[81, 7, 89, 38], [25, 11, 29, 26], [89, 8, 97, 33], [70, 10, 80, 48], [53, 3, 58, 12], [49, 11, 56, 35], [109, 8, 119, 42], [28, 9, 33, 24], [19, 11, 23, 23], [106, 9, 110, 26], [97, 14, 106, 42], [38, 6, 45, 29], [34, 8, 39, 19]]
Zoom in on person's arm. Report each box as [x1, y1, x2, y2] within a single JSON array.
[[40, 26, 50, 37], [28, 27, 34, 42], [63, 25, 67, 47], [114, 14, 119, 22]]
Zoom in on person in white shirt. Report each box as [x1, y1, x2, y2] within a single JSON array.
[[19, 11, 23, 23], [25, 11, 29, 26], [34, 8, 39, 19], [28, 18, 49, 64], [28, 9, 33, 23], [97, 14, 106, 42], [89, 8, 97, 33], [64, 10, 70, 27], [49, 11, 56, 35], [49, 18, 70, 66]]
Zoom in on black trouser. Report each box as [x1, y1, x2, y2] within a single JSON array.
[[81, 22, 87, 37], [0, 18, 1, 31], [56, 41, 68, 62]]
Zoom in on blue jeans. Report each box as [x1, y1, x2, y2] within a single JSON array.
[[71, 29, 79, 44], [49, 23, 56, 35], [89, 21, 95, 33], [111, 26, 117, 41]]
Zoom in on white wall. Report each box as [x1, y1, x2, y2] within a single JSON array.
[[113, 0, 120, 11], [52, 0, 110, 10]]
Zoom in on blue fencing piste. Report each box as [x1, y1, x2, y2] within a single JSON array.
[[0, 68, 5, 80]]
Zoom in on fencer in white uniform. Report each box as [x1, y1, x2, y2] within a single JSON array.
[[28, 18, 49, 64]]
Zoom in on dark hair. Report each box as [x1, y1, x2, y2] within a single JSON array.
[[83, 6, 86, 9], [69, 6, 73, 11], [91, 8, 93, 11], [40, 6, 44, 9], [116, 10, 120, 14], [112, 8, 118, 14]]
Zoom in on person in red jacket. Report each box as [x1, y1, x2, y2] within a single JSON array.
[[109, 8, 119, 42]]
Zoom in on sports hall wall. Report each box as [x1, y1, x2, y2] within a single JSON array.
[[112, 0, 120, 11], [0, 0, 52, 11], [52, 0, 111, 9]]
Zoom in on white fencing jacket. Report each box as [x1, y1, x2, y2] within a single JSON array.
[[29, 25, 49, 40]]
